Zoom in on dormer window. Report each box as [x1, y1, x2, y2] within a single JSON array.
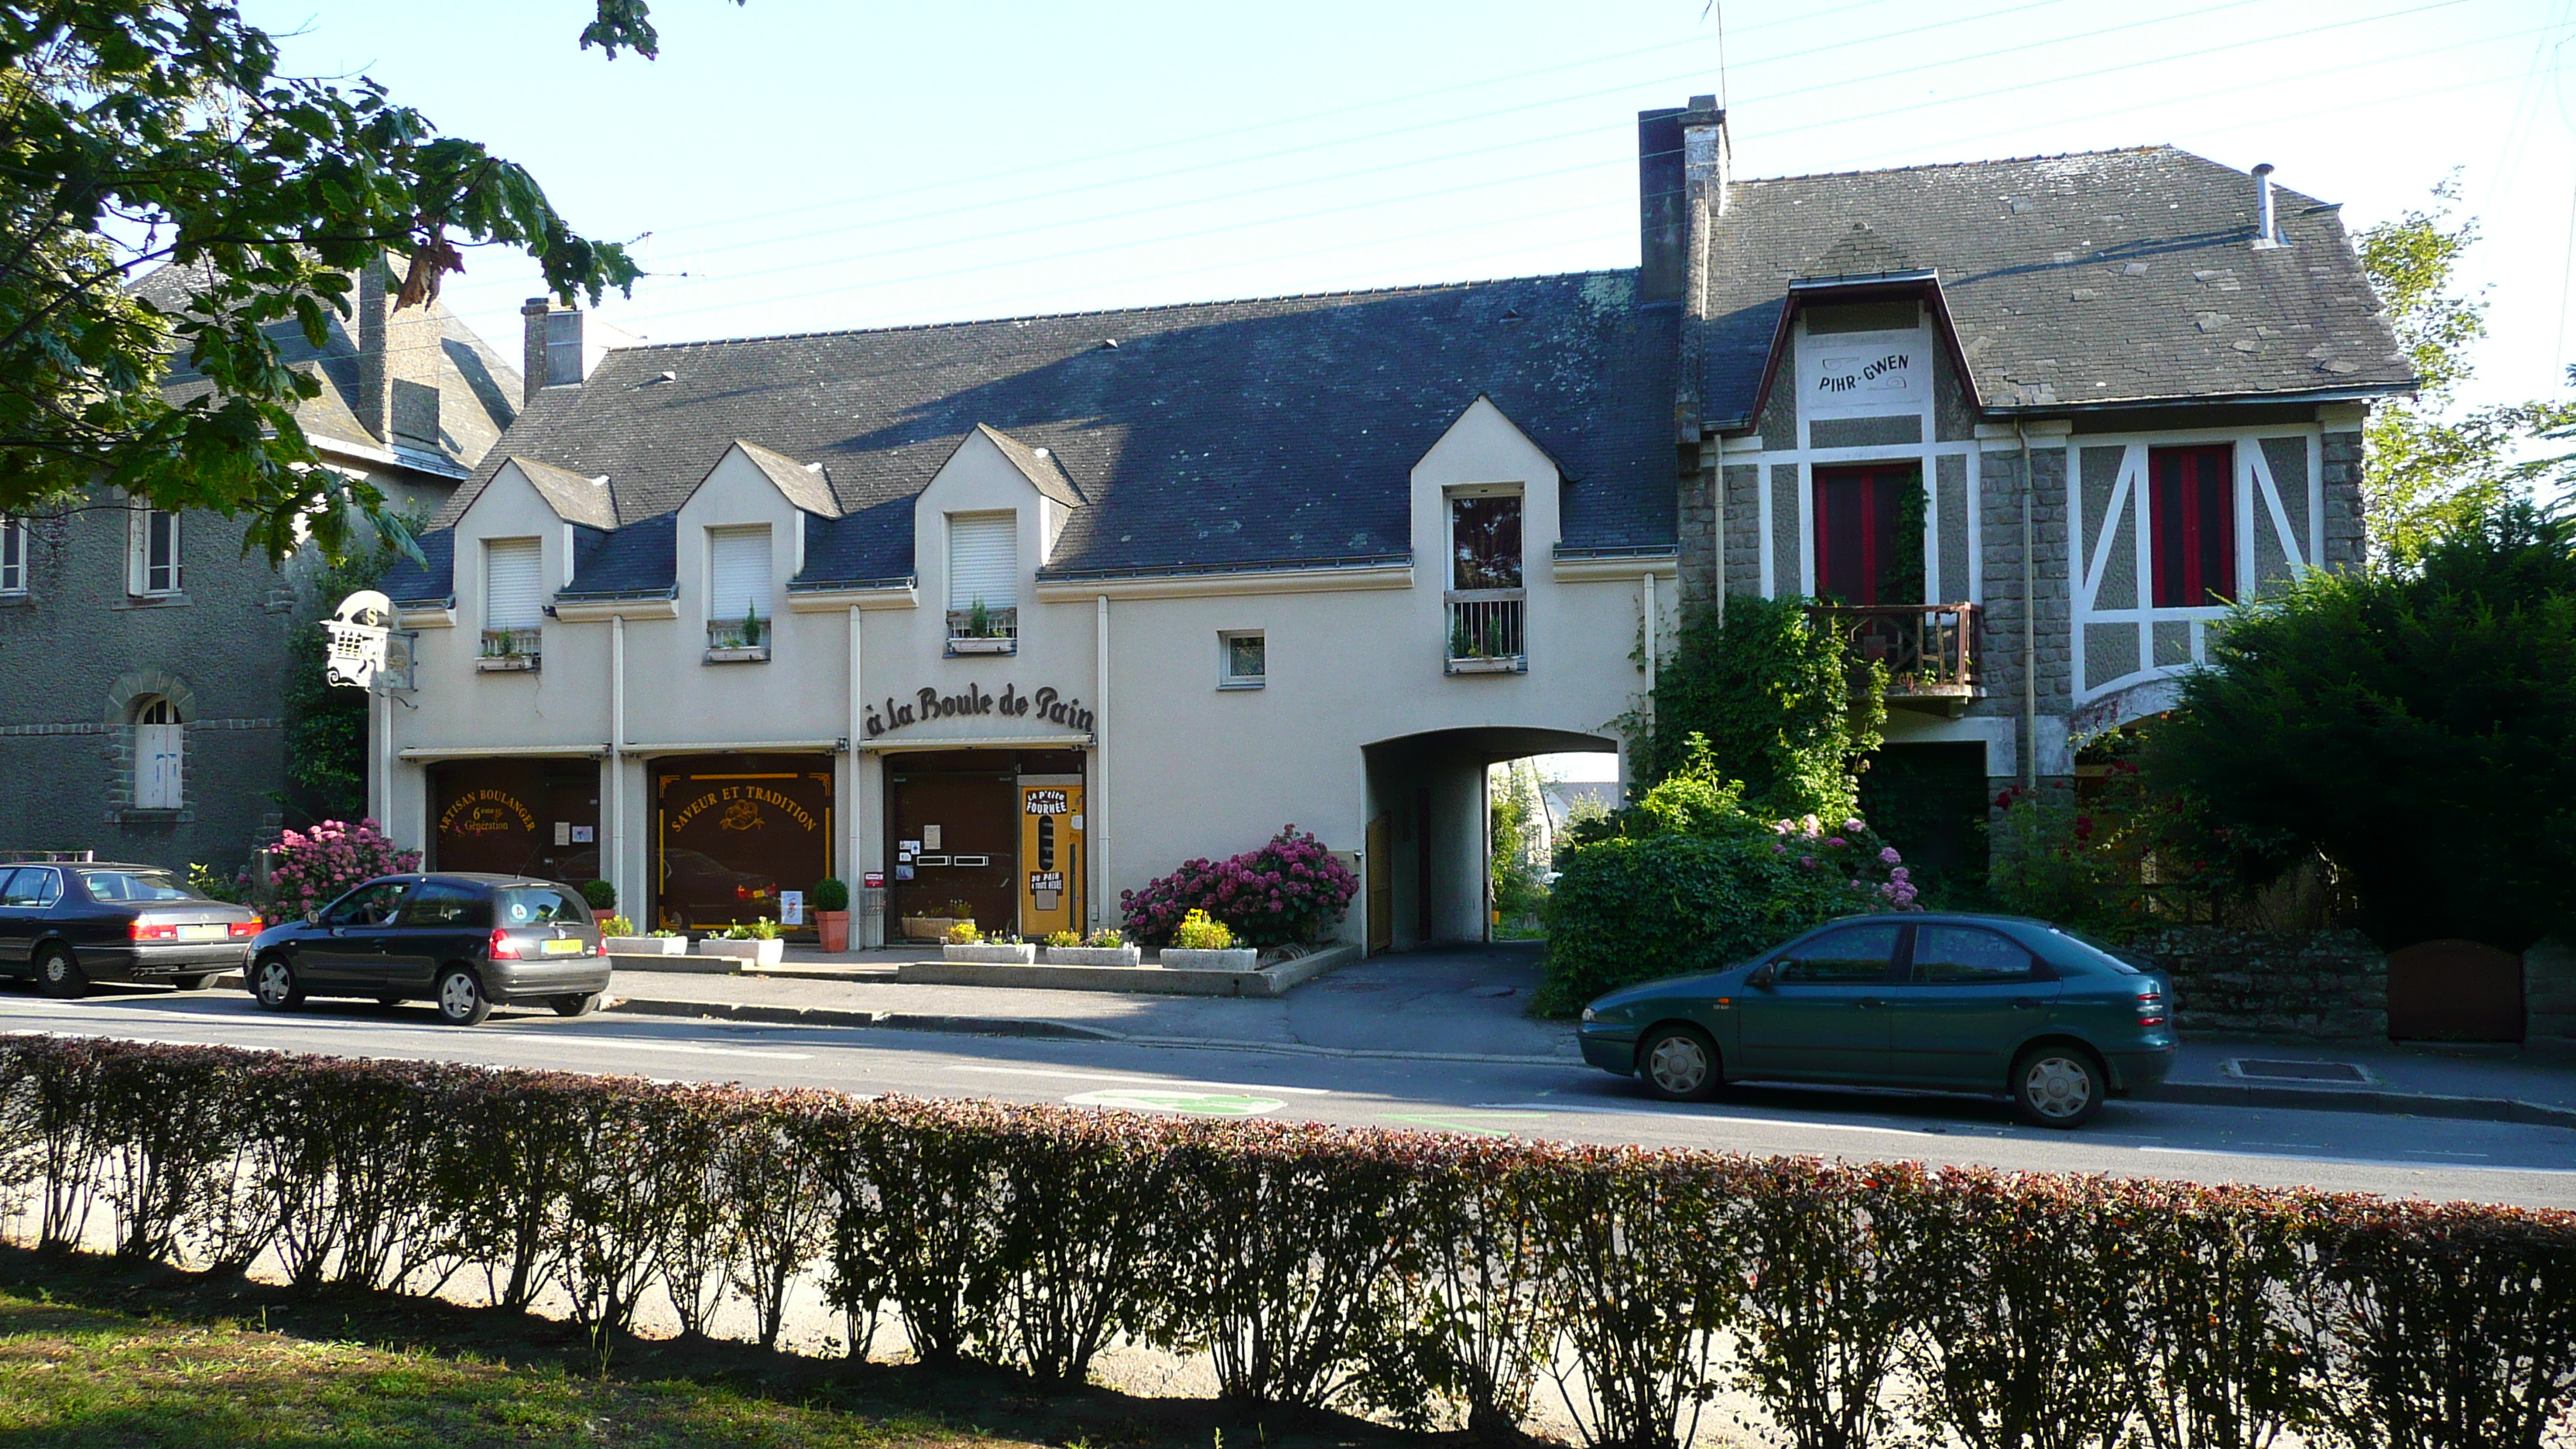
[[947, 510, 1018, 655], [706, 524, 773, 662], [1445, 486, 1525, 673]]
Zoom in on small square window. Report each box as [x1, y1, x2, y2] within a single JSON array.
[[1220, 631, 1266, 689]]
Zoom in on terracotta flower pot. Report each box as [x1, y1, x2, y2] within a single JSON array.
[[815, 909, 850, 953]]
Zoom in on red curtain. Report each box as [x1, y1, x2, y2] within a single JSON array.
[[1813, 466, 1908, 604], [2150, 445, 2235, 607]]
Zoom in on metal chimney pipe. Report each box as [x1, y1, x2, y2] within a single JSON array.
[[2252, 163, 2278, 247]]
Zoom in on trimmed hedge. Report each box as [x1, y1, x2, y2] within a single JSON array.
[[4, 1037, 2574, 1449]]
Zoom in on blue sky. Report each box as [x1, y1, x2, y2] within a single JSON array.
[[242, 0, 2576, 418]]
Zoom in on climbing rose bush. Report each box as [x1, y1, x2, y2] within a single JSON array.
[[1121, 825, 1359, 948], [265, 818, 420, 923]]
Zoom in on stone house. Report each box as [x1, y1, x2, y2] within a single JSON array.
[[0, 262, 521, 873]]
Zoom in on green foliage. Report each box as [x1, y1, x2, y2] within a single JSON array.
[[1985, 782, 2136, 933], [1085, 927, 1125, 948], [807, 878, 849, 913], [2357, 178, 2576, 561], [944, 920, 980, 946], [1643, 594, 1885, 823], [0, 2, 648, 560], [10, 1035, 2574, 1448], [599, 914, 635, 938], [185, 861, 245, 903], [580, 879, 615, 909], [277, 522, 412, 820], [1173, 909, 1235, 951], [1041, 930, 1081, 949], [1488, 762, 1548, 932], [1536, 736, 1913, 1015], [2149, 502, 2576, 951], [722, 917, 780, 942]]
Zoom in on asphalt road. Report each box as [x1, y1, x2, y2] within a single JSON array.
[[5, 980, 2572, 1208]]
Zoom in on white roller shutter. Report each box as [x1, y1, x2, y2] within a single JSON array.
[[707, 525, 772, 621], [947, 512, 1017, 611], [484, 537, 544, 631]]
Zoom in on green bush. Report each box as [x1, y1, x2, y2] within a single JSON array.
[[6, 1035, 2574, 1449], [1535, 737, 1915, 1016], [580, 879, 615, 910], [1643, 594, 1886, 821], [2149, 501, 2576, 950], [807, 878, 850, 913]]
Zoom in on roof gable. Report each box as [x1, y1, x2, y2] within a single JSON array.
[[498, 457, 617, 529]]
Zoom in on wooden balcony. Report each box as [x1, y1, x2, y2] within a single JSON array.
[[1806, 602, 1982, 711]]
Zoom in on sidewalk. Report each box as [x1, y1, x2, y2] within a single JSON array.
[[603, 943, 2576, 1125], [608, 940, 1581, 1064]]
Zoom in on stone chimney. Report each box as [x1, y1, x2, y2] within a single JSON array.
[[355, 255, 447, 447], [522, 296, 559, 406], [1637, 95, 1727, 305]]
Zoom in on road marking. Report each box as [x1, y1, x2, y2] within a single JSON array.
[[953, 1064, 1328, 1095], [560, 1039, 813, 1061], [1065, 1088, 1284, 1117]]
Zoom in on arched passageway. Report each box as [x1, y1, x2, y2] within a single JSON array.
[[1360, 725, 1617, 953]]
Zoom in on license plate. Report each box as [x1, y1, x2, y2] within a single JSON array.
[[541, 937, 586, 956], [178, 923, 227, 941]]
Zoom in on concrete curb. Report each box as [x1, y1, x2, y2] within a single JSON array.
[[600, 993, 1577, 1065], [2141, 1081, 2576, 1129]]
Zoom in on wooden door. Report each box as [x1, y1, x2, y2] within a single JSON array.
[[2386, 940, 2524, 1042], [889, 767, 1017, 935], [1366, 814, 1392, 954]]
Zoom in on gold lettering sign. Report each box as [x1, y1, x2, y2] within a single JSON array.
[[439, 788, 535, 834], [669, 785, 818, 834]]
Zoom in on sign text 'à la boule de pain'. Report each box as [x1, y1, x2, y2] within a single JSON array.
[[865, 682, 1095, 739]]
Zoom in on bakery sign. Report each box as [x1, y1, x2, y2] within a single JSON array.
[[865, 681, 1095, 739], [1804, 336, 1922, 416]]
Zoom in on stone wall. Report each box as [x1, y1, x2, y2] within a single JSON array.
[[2132, 927, 2386, 1042]]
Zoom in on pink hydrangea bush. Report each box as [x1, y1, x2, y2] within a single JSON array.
[[265, 818, 420, 923], [1768, 813, 1922, 910], [1120, 825, 1361, 948]]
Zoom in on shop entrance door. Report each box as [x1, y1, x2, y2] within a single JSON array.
[[1018, 776, 1083, 940], [653, 755, 834, 933], [433, 759, 600, 885], [889, 766, 1018, 936]]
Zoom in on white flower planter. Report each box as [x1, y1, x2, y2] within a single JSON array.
[[605, 935, 687, 955], [944, 942, 1036, 964], [1043, 944, 1142, 968], [698, 937, 786, 968], [1160, 947, 1259, 971]]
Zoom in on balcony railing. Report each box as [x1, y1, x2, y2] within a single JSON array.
[[476, 626, 540, 672], [1446, 589, 1526, 674], [1806, 602, 1981, 704], [706, 616, 771, 663], [945, 606, 1018, 656]]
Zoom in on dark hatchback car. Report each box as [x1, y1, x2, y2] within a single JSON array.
[[1577, 913, 2176, 1127], [248, 873, 608, 1026], [0, 860, 262, 996]]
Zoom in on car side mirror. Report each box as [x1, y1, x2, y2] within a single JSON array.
[[303, 910, 319, 925], [1747, 962, 1778, 988]]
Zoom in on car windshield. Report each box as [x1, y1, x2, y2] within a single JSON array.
[[2050, 925, 2145, 975], [80, 868, 200, 903], [496, 887, 587, 928]]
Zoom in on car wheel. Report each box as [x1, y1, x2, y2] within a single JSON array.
[[252, 955, 304, 1011], [436, 965, 492, 1026], [170, 974, 218, 992], [33, 946, 86, 1000], [2012, 1044, 2105, 1129], [1638, 1024, 1721, 1102], [550, 991, 601, 1018]]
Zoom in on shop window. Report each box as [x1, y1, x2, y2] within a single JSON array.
[[480, 536, 543, 670], [0, 516, 24, 594], [127, 503, 181, 596], [1446, 488, 1524, 671], [1220, 630, 1266, 689], [947, 510, 1018, 653], [2150, 444, 2235, 607], [133, 696, 182, 810], [1811, 464, 1923, 605], [705, 524, 773, 659]]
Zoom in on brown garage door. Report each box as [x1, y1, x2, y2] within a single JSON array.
[[2386, 939, 2524, 1043]]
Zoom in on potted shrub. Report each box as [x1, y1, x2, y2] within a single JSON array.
[[943, 920, 1036, 964], [810, 877, 852, 952], [697, 916, 786, 968], [581, 879, 617, 925], [1042, 926, 1141, 968], [1160, 909, 1256, 971]]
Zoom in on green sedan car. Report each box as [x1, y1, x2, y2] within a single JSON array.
[[1577, 913, 2176, 1127]]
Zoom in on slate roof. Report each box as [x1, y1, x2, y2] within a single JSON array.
[[131, 261, 522, 471], [401, 272, 1679, 599], [1698, 146, 2415, 424]]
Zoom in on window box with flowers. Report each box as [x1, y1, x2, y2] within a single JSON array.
[[941, 920, 1035, 963], [1041, 928, 1141, 968], [697, 917, 785, 968]]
